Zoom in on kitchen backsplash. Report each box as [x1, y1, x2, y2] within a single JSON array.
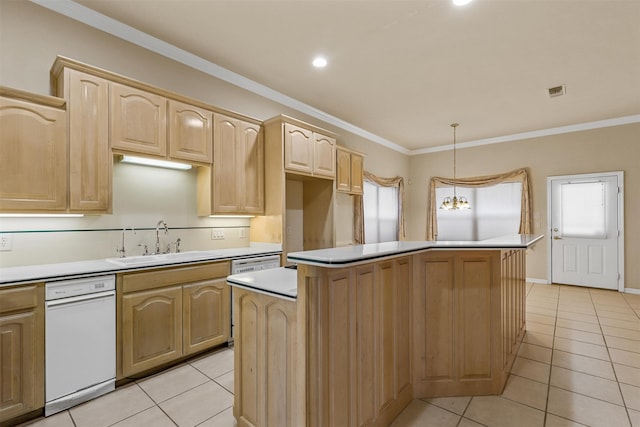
[[0, 162, 252, 268]]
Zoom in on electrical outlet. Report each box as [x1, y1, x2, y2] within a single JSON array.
[[239, 228, 246, 238], [0, 234, 12, 251], [211, 229, 225, 240]]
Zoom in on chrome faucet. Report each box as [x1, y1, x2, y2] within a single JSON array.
[[116, 227, 135, 258], [155, 220, 168, 254]]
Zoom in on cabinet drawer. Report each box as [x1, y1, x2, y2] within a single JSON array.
[[0, 285, 40, 314], [121, 262, 229, 293]]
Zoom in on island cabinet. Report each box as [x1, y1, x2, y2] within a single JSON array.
[[0, 284, 45, 423], [198, 113, 264, 215], [55, 68, 113, 213], [111, 84, 212, 164], [0, 88, 67, 212], [336, 146, 364, 195], [117, 261, 229, 378]]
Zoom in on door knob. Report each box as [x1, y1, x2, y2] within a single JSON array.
[[553, 236, 562, 240]]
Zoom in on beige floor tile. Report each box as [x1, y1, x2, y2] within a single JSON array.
[[420, 396, 471, 415], [614, 363, 640, 387], [528, 313, 557, 326], [501, 375, 548, 410], [621, 383, 640, 411], [511, 356, 551, 384], [602, 324, 640, 341], [555, 326, 605, 346], [137, 364, 210, 403], [198, 407, 236, 427], [552, 350, 616, 380], [214, 370, 234, 394], [556, 311, 599, 324], [591, 297, 631, 308], [556, 304, 596, 315], [598, 317, 640, 331], [159, 381, 233, 427], [553, 337, 609, 361], [527, 306, 558, 317], [527, 321, 556, 335], [555, 318, 602, 334], [524, 330, 555, 348], [527, 299, 559, 310], [544, 414, 588, 426], [69, 384, 155, 427], [629, 408, 640, 427], [550, 366, 623, 405], [465, 396, 544, 427], [111, 406, 176, 427], [606, 336, 640, 354], [547, 386, 630, 427], [390, 400, 460, 427], [610, 348, 640, 369], [19, 411, 75, 427], [597, 309, 640, 322], [519, 342, 553, 363], [458, 418, 485, 427], [190, 348, 234, 380]]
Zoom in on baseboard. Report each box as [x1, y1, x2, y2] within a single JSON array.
[[625, 287, 640, 295], [526, 277, 549, 284]]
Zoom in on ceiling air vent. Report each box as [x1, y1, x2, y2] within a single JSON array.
[[547, 85, 566, 98]]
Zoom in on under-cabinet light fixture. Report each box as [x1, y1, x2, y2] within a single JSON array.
[[120, 155, 192, 170], [0, 213, 85, 218], [208, 215, 256, 218]]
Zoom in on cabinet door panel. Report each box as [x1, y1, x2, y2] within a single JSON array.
[[213, 115, 240, 212], [241, 122, 264, 214], [284, 123, 313, 174], [335, 148, 351, 193], [169, 100, 212, 163], [121, 286, 182, 377], [313, 133, 335, 178], [69, 70, 111, 212], [111, 83, 167, 157], [0, 97, 66, 211], [350, 153, 364, 195], [183, 279, 229, 355]]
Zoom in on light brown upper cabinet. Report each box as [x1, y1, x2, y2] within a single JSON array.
[[336, 146, 364, 195], [0, 88, 67, 212], [111, 83, 167, 157], [283, 121, 336, 179], [198, 113, 264, 215], [111, 86, 212, 164]]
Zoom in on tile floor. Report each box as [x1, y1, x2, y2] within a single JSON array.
[[20, 284, 640, 427]]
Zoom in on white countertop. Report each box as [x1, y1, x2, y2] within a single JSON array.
[[227, 267, 298, 301], [0, 245, 282, 286], [287, 234, 543, 267]]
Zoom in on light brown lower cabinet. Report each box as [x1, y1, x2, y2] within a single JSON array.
[[118, 262, 229, 379], [0, 285, 45, 423]]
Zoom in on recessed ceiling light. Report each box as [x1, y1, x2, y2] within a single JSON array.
[[453, 0, 473, 5], [312, 56, 327, 68]]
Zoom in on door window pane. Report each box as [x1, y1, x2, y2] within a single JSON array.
[[561, 182, 606, 238]]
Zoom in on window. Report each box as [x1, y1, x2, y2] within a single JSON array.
[[363, 181, 399, 243], [436, 182, 522, 241]]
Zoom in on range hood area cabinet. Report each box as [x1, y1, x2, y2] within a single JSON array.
[[110, 82, 213, 164], [250, 116, 336, 258], [197, 113, 264, 215], [0, 87, 68, 212]]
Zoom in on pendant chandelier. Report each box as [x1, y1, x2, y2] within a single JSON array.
[[440, 123, 471, 210]]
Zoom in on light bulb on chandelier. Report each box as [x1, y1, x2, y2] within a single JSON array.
[[440, 123, 471, 210]]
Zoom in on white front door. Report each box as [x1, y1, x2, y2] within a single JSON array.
[[548, 172, 623, 290]]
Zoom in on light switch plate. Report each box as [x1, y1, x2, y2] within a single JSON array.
[[211, 229, 225, 240]]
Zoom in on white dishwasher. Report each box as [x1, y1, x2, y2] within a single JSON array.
[[45, 275, 116, 417]]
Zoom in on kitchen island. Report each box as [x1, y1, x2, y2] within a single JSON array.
[[227, 235, 543, 427]]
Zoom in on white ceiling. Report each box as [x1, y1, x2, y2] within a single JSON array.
[[49, 0, 640, 152]]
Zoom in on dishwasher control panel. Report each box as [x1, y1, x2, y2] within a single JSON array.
[[45, 275, 116, 300]]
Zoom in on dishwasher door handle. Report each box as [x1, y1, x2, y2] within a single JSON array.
[[46, 290, 116, 308]]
